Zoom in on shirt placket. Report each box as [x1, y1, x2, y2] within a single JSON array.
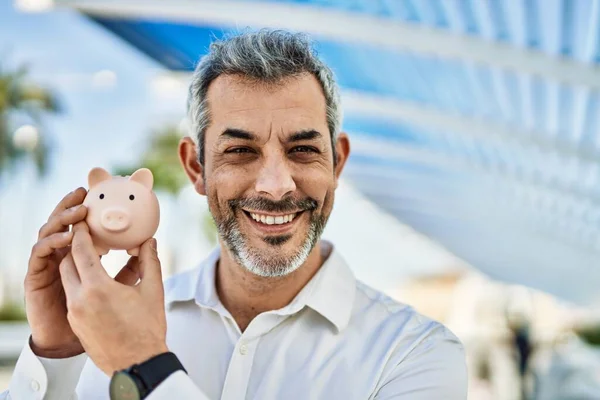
[[219, 312, 291, 400]]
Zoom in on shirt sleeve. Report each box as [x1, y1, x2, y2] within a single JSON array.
[[2, 337, 87, 400], [146, 371, 212, 400], [373, 326, 468, 400]]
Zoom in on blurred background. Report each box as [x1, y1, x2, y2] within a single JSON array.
[[2, 0, 600, 398]]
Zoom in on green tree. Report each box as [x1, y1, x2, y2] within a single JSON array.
[[113, 125, 217, 245], [0, 62, 61, 177]]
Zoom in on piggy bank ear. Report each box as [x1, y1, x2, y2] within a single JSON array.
[[130, 168, 154, 189], [88, 167, 112, 188]]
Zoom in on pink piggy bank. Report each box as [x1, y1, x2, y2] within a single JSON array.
[[83, 167, 160, 257]]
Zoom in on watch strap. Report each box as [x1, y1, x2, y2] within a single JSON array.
[[131, 352, 187, 398]]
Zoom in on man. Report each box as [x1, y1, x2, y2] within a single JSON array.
[[3, 30, 467, 399]]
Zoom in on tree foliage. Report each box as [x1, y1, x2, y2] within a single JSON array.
[[0, 62, 61, 177], [112, 126, 189, 195]]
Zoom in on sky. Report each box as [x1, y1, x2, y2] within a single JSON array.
[[0, 1, 462, 300]]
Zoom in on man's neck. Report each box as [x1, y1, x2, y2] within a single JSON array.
[[215, 242, 327, 332]]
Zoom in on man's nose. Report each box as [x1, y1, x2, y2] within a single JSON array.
[[254, 157, 296, 200]]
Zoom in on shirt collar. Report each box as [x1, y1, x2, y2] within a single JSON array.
[[300, 243, 356, 333], [164, 241, 356, 333]]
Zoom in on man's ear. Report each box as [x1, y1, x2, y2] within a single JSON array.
[[179, 136, 206, 195], [333, 133, 350, 188]]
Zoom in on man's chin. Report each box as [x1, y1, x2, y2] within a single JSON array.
[[246, 235, 304, 260], [227, 231, 318, 278], [262, 234, 293, 246]]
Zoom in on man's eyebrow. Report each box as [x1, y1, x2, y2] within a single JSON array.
[[288, 130, 323, 142], [219, 128, 257, 142]]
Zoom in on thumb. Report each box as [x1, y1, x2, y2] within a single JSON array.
[[138, 238, 163, 293]]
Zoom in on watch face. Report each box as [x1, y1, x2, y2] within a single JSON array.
[[110, 372, 141, 400]]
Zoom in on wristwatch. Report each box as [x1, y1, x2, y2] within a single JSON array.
[[109, 352, 187, 400]]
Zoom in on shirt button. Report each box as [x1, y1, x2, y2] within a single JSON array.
[[30, 379, 40, 391], [239, 344, 248, 355]]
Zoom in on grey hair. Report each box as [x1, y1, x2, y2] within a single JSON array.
[[186, 29, 342, 166]]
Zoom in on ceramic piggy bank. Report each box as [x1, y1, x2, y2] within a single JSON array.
[[83, 167, 160, 256]]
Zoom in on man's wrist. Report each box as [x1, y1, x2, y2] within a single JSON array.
[[109, 343, 169, 374], [29, 335, 85, 359]]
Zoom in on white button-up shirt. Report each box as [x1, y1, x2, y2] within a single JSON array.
[[3, 242, 467, 399]]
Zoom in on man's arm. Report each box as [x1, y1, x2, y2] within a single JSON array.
[[1, 341, 214, 400], [1, 338, 87, 400], [3, 188, 144, 399], [373, 326, 468, 399]]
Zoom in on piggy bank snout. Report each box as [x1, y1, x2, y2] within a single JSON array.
[[100, 207, 131, 232]]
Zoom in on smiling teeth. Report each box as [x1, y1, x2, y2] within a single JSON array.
[[250, 212, 297, 225]]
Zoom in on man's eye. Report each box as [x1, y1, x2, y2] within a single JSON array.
[[291, 146, 318, 153], [225, 147, 252, 154]]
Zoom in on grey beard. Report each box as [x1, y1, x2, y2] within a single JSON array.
[[216, 210, 327, 278]]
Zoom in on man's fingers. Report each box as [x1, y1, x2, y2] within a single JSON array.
[[71, 222, 109, 283], [38, 205, 87, 239], [114, 257, 140, 286], [49, 187, 87, 220], [28, 231, 74, 274], [138, 238, 163, 292], [59, 252, 81, 300], [32, 231, 74, 260]]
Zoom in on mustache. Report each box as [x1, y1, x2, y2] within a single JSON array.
[[229, 196, 318, 214]]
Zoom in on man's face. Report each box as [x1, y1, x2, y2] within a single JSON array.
[[201, 73, 341, 277]]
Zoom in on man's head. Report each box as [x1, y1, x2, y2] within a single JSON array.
[[179, 29, 350, 278]]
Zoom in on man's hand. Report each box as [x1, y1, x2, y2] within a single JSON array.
[[60, 221, 168, 376], [24, 188, 146, 359], [25, 188, 88, 358]]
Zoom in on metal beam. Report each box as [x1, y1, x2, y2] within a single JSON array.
[[54, 0, 600, 89], [366, 186, 600, 254], [349, 173, 600, 249], [347, 134, 600, 218], [341, 90, 600, 167]]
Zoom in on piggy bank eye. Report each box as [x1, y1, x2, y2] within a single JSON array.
[[99, 194, 105, 200], [129, 194, 135, 201]]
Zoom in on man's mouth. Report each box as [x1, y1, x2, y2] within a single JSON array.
[[245, 211, 299, 225], [240, 209, 305, 234]]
